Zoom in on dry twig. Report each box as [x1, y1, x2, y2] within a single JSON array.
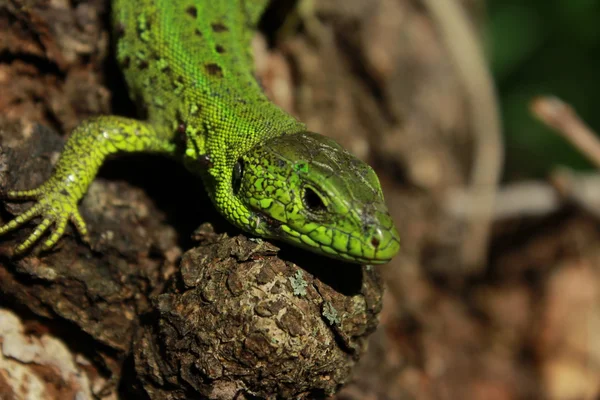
[[422, 0, 504, 272], [447, 169, 600, 221], [531, 96, 600, 169]]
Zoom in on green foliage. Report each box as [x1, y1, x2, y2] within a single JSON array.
[[488, 0, 600, 178]]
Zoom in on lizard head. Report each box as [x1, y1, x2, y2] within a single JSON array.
[[234, 131, 400, 264]]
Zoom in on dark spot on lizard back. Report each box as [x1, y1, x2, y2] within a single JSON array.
[[115, 23, 125, 38], [215, 45, 225, 54], [121, 56, 130, 68], [189, 103, 202, 116], [211, 22, 228, 32], [194, 28, 202, 37], [199, 154, 213, 169], [138, 60, 149, 69], [205, 63, 223, 77], [186, 6, 197, 17]]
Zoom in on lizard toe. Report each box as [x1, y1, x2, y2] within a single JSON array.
[[0, 203, 43, 235], [42, 217, 68, 251], [14, 217, 53, 255]]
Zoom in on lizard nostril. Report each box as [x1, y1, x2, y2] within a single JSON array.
[[371, 235, 381, 248], [370, 227, 384, 248]]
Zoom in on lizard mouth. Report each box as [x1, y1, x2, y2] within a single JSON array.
[[277, 223, 400, 265], [251, 208, 400, 265]]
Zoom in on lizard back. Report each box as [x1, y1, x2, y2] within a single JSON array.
[[112, 0, 305, 157]]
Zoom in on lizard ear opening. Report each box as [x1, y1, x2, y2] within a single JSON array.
[[232, 158, 244, 195]]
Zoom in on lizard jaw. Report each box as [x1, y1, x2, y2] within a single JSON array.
[[249, 210, 399, 265], [277, 223, 400, 265]]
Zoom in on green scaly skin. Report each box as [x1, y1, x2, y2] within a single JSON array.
[[0, 0, 400, 264]]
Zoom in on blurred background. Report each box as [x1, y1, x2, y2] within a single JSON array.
[[489, 0, 600, 178]]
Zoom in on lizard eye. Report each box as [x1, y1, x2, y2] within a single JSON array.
[[232, 158, 244, 195], [303, 186, 327, 213]]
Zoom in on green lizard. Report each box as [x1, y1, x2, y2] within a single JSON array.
[[0, 0, 400, 264]]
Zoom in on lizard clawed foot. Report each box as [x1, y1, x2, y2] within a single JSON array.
[[0, 184, 89, 255]]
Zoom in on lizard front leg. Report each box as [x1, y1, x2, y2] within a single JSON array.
[[0, 116, 176, 255]]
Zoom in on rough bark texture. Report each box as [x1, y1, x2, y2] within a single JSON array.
[[134, 226, 383, 399]]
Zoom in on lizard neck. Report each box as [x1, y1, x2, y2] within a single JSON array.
[[112, 0, 306, 234]]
